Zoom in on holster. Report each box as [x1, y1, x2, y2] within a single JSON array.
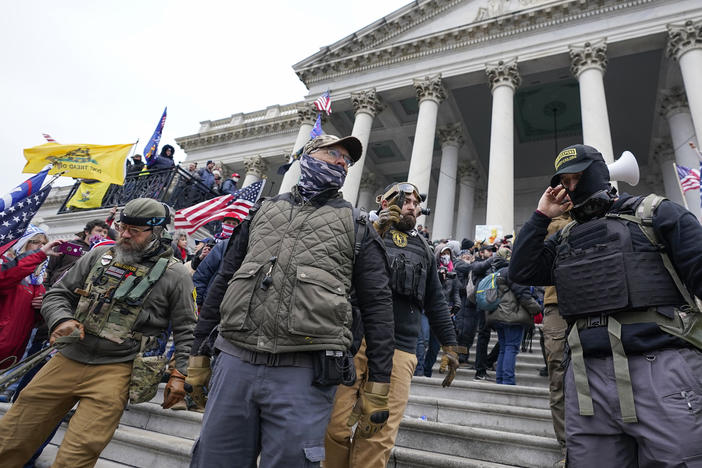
[[312, 351, 356, 387]]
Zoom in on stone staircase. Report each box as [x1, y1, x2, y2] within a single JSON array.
[[0, 332, 561, 467]]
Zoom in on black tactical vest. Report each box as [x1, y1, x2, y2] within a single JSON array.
[[554, 212, 684, 319], [383, 229, 430, 304]]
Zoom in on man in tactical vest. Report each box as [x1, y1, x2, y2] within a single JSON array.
[[509, 144, 702, 467], [325, 182, 459, 468], [0, 198, 197, 467], [187, 134, 395, 468]]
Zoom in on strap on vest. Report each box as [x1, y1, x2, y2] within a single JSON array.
[[607, 317, 637, 423], [566, 325, 594, 417], [127, 257, 170, 301]]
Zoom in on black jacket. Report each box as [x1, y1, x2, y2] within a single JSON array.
[[509, 194, 702, 356], [193, 187, 395, 382]]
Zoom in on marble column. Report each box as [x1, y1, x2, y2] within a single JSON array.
[[432, 124, 463, 240], [668, 20, 702, 153], [485, 59, 520, 234], [455, 161, 480, 242], [659, 87, 701, 217], [570, 40, 615, 178], [242, 155, 268, 188], [343, 89, 383, 205], [356, 173, 377, 211], [407, 75, 446, 225], [279, 104, 317, 194]]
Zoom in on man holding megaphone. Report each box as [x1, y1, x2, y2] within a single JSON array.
[[509, 144, 702, 467]]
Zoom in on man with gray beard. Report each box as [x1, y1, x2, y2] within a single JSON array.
[[0, 198, 196, 467]]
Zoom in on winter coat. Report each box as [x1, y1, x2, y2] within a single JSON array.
[[45, 238, 90, 288], [0, 250, 47, 370]]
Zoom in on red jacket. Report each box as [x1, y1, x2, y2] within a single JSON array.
[[0, 250, 47, 370]]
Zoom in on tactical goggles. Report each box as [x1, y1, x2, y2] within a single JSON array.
[[376, 182, 420, 204]]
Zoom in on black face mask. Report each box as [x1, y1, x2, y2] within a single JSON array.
[[564, 160, 610, 205], [570, 189, 616, 223]]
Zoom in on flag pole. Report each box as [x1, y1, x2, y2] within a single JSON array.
[[674, 161, 690, 209], [128, 139, 139, 158]]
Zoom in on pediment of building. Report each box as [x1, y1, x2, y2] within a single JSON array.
[[293, 0, 647, 86]]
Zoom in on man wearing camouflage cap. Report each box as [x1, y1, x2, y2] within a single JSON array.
[[0, 198, 197, 467], [188, 134, 395, 467]]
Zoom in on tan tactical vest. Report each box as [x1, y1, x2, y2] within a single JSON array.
[[219, 195, 356, 353], [74, 247, 174, 344]]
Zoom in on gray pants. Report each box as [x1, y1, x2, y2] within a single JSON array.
[[190, 351, 336, 468], [565, 347, 702, 467]]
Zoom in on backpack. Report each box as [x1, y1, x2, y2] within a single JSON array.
[[465, 270, 476, 304], [476, 271, 502, 312]]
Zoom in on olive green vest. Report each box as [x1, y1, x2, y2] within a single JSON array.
[[219, 194, 356, 353], [74, 247, 175, 344]]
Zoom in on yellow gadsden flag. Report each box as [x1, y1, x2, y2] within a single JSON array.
[[23, 143, 133, 185], [66, 180, 112, 209]]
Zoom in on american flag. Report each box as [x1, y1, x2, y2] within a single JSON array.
[[0, 185, 52, 245], [676, 163, 701, 192], [174, 180, 265, 234], [42, 133, 57, 143], [314, 91, 332, 115], [1, 166, 51, 213]]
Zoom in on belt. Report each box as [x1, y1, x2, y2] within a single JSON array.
[[215, 336, 315, 368]]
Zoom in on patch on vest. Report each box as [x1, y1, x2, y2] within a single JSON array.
[[114, 262, 138, 272], [100, 253, 113, 265], [390, 229, 408, 248], [105, 265, 127, 279]]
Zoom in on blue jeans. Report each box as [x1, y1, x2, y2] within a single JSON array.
[[414, 314, 430, 376], [494, 323, 524, 385]]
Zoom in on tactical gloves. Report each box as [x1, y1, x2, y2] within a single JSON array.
[[162, 369, 187, 409], [185, 356, 211, 408], [441, 346, 460, 387], [347, 381, 390, 439], [373, 205, 402, 237]]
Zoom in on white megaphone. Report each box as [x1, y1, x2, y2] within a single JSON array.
[[607, 151, 639, 186]]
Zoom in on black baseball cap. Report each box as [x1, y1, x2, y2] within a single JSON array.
[[550, 144, 604, 187]]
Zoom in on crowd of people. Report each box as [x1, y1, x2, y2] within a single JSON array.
[[0, 135, 701, 468]]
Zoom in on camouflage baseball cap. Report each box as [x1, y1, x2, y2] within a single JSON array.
[[303, 134, 363, 163]]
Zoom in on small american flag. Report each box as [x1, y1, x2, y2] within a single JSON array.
[[42, 133, 57, 143], [314, 91, 332, 115], [0, 185, 52, 245], [174, 180, 265, 234], [676, 163, 700, 192]]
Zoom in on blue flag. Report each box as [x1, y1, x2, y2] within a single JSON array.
[[0, 185, 52, 245], [310, 113, 323, 138], [143, 107, 167, 164], [1, 166, 51, 213]]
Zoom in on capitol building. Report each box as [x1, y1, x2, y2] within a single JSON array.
[[39, 0, 702, 241]]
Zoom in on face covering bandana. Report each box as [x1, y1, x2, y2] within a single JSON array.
[[217, 223, 235, 240], [440, 254, 451, 265], [298, 154, 347, 200]]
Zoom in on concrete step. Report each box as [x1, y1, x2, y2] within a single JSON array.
[[36, 444, 129, 467], [427, 365, 549, 387], [409, 377, 550, 409], [396, 419, 560, 468], [121, 401, 202, 440], [405, 395, 555, 438], [389, 446, 516, 468]]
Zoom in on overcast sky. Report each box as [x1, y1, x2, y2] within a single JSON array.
[[0, 0, 409, 192]]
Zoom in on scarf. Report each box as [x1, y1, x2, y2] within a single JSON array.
[[12, 224, 47, 285], [298, 154, 346, 200]]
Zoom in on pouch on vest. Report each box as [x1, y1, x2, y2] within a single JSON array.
[[476, 272, 501, 312], [129, 337, 168, 404]]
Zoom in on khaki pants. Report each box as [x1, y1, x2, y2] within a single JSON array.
[[0, 353, 132, 468], [325, 342, 417, 468], [542, 304, 568, 450]]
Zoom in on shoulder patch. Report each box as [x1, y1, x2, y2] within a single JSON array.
[[390, 229, 408, 248]]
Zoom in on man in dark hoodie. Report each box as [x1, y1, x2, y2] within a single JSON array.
[[510, 144, 702, 467], [147, 144, 176, 170]]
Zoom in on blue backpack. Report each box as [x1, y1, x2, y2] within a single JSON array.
[[476, 272, 501, 311]]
